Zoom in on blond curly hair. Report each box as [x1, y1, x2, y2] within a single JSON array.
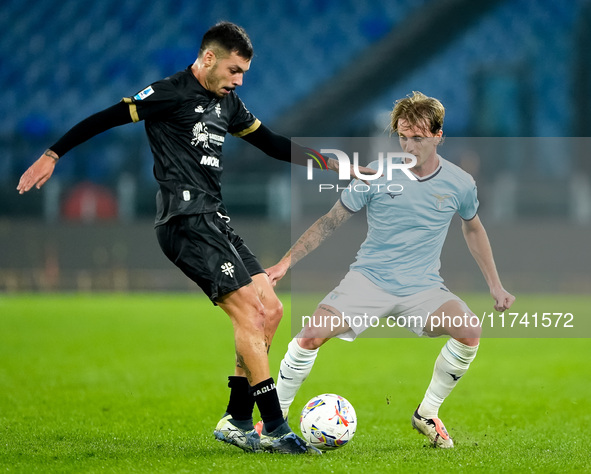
[[390, 91, 445, 135]]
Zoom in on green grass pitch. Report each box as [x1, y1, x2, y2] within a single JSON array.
[[0, 293, 589, 473]]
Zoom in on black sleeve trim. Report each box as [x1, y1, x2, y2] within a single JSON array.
[[461, 212, 478, 221], [240, 123, 326, 168], [50, 102, 134, 157]]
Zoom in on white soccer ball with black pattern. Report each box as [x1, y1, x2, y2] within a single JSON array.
[[299, 393, 357, 450]]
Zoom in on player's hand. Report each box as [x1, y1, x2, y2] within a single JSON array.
[[17, 151, 59, 194], [266, 258, 290, 287], [491, 287, 515, 312]]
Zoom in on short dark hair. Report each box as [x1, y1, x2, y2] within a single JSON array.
[[199, 21, 253, 60]]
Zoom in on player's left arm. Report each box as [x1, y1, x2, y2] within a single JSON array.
[[239, 123, 372, 177], [461, 215, 515, 311]]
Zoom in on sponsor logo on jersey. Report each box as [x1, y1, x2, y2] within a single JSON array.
[[221, 262, 235, 277], [208, 133, 225, 146], [133, 86, 154, 101], [200, 155, 219, 168], [191, 122, 210, 149]]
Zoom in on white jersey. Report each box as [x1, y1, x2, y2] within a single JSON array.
[[340, 156, 478, 296]]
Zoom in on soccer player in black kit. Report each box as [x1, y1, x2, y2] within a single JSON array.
[[17, 22, 351, 455]]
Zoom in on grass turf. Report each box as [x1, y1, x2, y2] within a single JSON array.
[[0, 293, 589, 473]]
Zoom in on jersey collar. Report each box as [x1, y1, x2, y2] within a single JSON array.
[[411, 155, 443, 182]]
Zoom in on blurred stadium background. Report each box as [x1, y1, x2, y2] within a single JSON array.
[[1, 0, 590, 293]]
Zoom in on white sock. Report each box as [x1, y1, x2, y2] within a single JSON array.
[[276, 338, 319, 418], [419, 338, 479, 419]]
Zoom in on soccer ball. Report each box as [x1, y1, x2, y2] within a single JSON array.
[[299, 393, 357, 450]]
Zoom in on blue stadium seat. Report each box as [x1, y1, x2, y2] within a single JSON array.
[[0, 0, 580, 185]]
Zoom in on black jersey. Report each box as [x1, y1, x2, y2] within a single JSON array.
[[122, 66, 260, 225]]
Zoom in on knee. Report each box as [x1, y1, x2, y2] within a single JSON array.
[[265, 297, 283, 327], [298, 325, 329, 350], [244, 298, 266, 333], [469, 323, 482, 341], [297, 336, 325, 351], [457, 314, 482, 344]]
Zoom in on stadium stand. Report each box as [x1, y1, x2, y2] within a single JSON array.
[[0, 0, 586, 217]]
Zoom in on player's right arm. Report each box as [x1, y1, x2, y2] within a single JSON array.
[[17, 79, 179, 194], [17, 102, 133, 194], [266, 199, 354, 286]]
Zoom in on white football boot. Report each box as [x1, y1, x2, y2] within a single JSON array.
[[411, 406, 454, 448]]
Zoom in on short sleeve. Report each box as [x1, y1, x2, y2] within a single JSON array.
[[340, 178, 370, 213], [228, 96, 260, 137], [340, 159, 383, 212], [459, 180, 479, 220], [121, 79, 181, 123]]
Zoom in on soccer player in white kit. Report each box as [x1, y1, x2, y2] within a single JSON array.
[[266, 92, 515, 448]]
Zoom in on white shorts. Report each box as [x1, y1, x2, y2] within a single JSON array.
[[317, 270, 463, 340]]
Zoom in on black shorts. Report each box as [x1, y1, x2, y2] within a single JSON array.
[[155, 212, 265, 303]]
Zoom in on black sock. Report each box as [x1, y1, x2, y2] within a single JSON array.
[[225, 376, 255, 421], [250, 377, 284, 433]]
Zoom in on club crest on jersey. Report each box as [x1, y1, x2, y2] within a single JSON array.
[[133, 86, 154, 101], [191, 122, 210, 149], [432, 193, 453, 210], [215, 103, 221, 117]]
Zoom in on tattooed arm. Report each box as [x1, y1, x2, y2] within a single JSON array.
[[266, 200, 354, 286]]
